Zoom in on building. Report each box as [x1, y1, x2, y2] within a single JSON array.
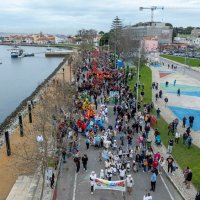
[[191, 28, 200, 38], [143, 36, 159, 52], [124, 22, 173, 45], [191, 38, 200, 47], [173, 36, 190, 45], [55, 35, 66, 44]]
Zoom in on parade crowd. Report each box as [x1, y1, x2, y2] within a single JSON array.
[[57, 50, 199, 200]]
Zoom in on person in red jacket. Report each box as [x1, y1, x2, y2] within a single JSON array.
[[152, 159, 158, 169]]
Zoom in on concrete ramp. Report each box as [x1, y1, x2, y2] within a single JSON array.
[[6, 176, 33, 200]]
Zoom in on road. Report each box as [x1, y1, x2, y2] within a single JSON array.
[[159, 56, 200, 81], [56, 103, 184, 200]]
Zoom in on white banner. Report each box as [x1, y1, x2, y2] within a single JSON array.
[[94, 178, 126, 192]]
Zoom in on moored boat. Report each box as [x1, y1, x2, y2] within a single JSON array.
[[11, 46, 24, 58]]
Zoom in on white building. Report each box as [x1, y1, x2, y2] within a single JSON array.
[[192, 38, 200, 46], [55, 35, 66, 44]]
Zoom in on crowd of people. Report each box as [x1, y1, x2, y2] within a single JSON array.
[[56, 50, 197, 199]]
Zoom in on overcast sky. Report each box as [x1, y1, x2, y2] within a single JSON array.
[[1, 0, 200, 35]]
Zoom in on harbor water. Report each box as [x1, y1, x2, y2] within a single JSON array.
[[0, 45, 65, 123]]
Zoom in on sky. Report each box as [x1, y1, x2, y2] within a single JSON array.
[[0, 0, 200, 35]]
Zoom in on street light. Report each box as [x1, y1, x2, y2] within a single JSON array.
[[136, 40, 142, 113]]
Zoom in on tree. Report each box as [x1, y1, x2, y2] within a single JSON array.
[[78, 29, 97, 50], [99, 31, 104, 35], [99, 32, 110, 46], [12, 77, 77, 200], [110, 16, 123, 54]]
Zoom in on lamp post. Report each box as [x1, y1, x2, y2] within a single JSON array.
[[184, 46, 187, 74], [114, 42, 117, 69], [136, 40, 142, 113]]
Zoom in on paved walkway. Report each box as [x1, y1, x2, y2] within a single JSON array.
[[150, 62, 198, 200], [151, 63, 200, 148]]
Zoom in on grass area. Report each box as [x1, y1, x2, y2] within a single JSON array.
[[153, 114, 200, 190], [128, 66, 152, 104], [128, 65, 200, 190], [161, 54, 200, 67]]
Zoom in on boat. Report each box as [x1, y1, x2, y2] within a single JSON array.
[[11, 46, 24, 58], [46, 46, 51, 52], [24, 53, 34, 57]]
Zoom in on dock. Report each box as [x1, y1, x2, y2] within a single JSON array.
[[45, 51, 73, 57]]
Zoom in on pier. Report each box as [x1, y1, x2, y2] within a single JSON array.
[[45, 51, 73, 57]]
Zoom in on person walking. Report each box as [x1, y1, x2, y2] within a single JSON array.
[[182, 116, 187, 128], [164, 97, 168, 107], [166, 156, 174, 175], [183, 166, 190, 184], [159, 90, 163, 98], [62, 148, 67, 163], [107, 167, 113, 181], [100, 169, 105, 179], [175, 130, 180, 144], [187, 135, 193, 149], [159, 156, 165, 174], [74, 156, 81, 173], [189, 116, 194, 128], [119, 166, 126, 180], [50, 173, 55, 189], [195, 191, 200, 200], [86, 138, 90, 150], [155, 93, 158, 101], [82, 154, 88, 172], [174, 80, 176, 86], [150, 171, 157, 192], [186, 169, 192, 189], [167, 138, 174, 154], [143, 192, 153, 200], [177, 88, 180, 96], [90, 171, 96, 194], [126, 175, 134, 195], [156, 108, 161, 118]]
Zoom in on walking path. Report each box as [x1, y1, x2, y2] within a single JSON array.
[[150, 62, 199, 200], [151, 63, 200, 147], [1, 60, 71, 200]]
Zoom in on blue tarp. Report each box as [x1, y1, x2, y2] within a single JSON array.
[[117, 60, 123, 68]]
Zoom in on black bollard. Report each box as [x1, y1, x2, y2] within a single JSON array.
[[28, 104, 32, 123], [62, 68, 65, 82], [19, 114, 24, 137], [5, 131, 11, 156]]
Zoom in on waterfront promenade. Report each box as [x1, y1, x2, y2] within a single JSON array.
[[0, 60, 71, 200], [1, 51, 199, 200]]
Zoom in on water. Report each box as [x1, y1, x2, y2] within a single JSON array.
[[0, 45, 64, 123]]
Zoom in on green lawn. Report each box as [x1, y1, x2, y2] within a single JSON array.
[[161, 54, 200, 67], [128, 66, 152, 104], [129, 65, 200, 190]]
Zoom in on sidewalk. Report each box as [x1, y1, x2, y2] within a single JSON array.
[[151, 65, 200, 148], [150, 65, 197, 200]]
